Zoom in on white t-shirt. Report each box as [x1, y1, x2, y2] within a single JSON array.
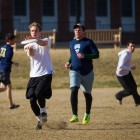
[[24, 38, 54, 77], [116, 49, 131, 76]]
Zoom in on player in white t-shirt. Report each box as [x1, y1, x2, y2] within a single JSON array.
[[24, 22, 54, 130]]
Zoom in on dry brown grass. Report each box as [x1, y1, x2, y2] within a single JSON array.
[[2, 47, 139, 139], [0, 88, 140, 140], [11, 48, 140, 89]]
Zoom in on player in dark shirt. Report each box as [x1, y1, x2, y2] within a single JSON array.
[[0, 33, 19, 109], [65, 23, 99, 124]]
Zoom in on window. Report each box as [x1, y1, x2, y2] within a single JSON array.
[[70, 0, 81, 16], [42, 0, 54, 16], [96, 0, 107, 17], [122, 0, 132, 17], [13, 0, 29, 31], [121, 0, 135, 32], [95, 0, 110, 29], [42, 0, 57, 30], [14, 0, 26, 16], [69, 0, 84, 31]]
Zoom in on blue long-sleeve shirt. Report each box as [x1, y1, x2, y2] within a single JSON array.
[[69, 37, 99, 75], [0, 44, 13, 72]]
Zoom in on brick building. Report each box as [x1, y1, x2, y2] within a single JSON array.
[[0, 0, 140, 44]]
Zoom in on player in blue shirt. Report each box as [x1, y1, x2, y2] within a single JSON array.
[[65, 23, 99, 124], [0, 33, 19, 109]]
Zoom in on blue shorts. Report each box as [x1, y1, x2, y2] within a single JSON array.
[[69, 70, 94, 93], [0, 71, 11, 85]]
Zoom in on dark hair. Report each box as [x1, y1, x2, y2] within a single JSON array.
[[127, 40, 135, 46], [5, 33, 16, 42], [73, 23, 85, 31]]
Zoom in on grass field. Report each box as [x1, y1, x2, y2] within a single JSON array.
[[0, 88, 140, 140], [0, 47, 140, 140], [11, 48, 140, 89]]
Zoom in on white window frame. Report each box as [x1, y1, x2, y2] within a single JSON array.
[[42, 0, 57, 31], [69, 0, 85, 31], [13, 0, 29, 31], [95, 0, 110, 29], [121, 0, 135, 32]]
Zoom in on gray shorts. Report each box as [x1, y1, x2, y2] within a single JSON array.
[[69, 70, 94, 93]]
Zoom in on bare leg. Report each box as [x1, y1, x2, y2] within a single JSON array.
[[0, 82, 6, 92], [6, 84, 13, 106]]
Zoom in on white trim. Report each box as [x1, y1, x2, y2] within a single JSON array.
[[96, 0, 110, 29], [13, 0, 29, 31], [42, 0, 58, 30], [121, 0, 135, 32], [69, 0, 85, 31]]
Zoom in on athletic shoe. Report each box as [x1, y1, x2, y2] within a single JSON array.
[[115, 95, 122, 105], [9, 104, 20, 109], [116, 98, 122, 105], [40, 112, 47, 123], [135, 103, 140, 106], [82, 113, 90, 124], [70, 115, 78, 122], [36, 121, 42, 130]]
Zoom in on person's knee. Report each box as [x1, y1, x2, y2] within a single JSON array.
[[45, 88, 52, 99], [30, 97, 34, 102], [0, 82, 6, 92], [26, 88, 34, 99], [29, 97, 36, 105], [71, 86, 79, 94], [130, 89, 138, 95], [83, 92, 92, 98], [126, 89, 137, 95]]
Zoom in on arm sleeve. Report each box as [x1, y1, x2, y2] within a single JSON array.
[[42, 38, 51, 47], [84, 40, 99, 59], [84, 53, 99, 59], [118, 53, 131, 70], [68, 56, 72, 63]]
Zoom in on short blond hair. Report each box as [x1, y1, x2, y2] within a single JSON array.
[[28, 22, 41, 31]]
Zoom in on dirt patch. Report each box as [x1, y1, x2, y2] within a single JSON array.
[[0, 88, 140, 140]]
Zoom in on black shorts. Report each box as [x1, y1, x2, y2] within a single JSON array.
[[0, 71, 11, 85], [26, 74, 52, 99]]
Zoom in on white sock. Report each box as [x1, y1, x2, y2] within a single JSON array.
[[40, 107, 46, 113], [36, 115, 41, 121]]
